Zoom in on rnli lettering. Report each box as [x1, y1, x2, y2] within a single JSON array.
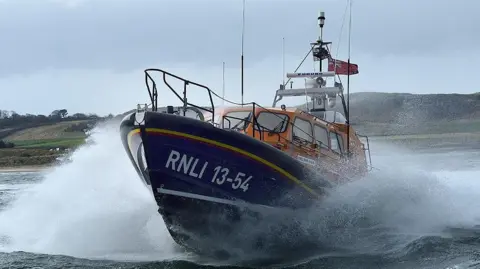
[[164, 149, 252, 192], [165, 149, 208, 179]]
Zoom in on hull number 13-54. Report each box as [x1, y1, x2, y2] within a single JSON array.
[[164, 149, 251, 192], [212, 165, 251, 192]]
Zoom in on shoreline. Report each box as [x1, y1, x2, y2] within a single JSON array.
[[369, 131, 480, 140], [0, 165, 51, 173]]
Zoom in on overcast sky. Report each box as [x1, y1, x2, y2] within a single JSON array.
[[0, 0, 478, 116]]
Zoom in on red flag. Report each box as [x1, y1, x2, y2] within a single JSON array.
[[328, 58, 359, 75]]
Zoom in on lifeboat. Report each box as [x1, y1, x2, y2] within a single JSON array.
[[120, 10, 372, 258]]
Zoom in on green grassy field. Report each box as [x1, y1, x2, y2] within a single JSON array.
[[2, 120, 89, 148], [10, 138, 86, 149], [4, 121, 88, 141], [0, 121, 90, 168]]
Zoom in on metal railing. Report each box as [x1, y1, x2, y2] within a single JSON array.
[[356, 134, 373, 171], [141, 68, 366, 166], [144, 68, 215, 119]]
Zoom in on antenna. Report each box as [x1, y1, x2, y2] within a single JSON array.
[[241, 0, 245, 107], [282, 37, 285, 86], [222, 61, 225, 107], [346, 0, 352, 155]]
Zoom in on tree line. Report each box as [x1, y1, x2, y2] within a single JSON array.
[[0, 109, 113, 148], [0, 109, 112, 129]]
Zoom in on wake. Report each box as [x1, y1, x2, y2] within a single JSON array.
[[0, 122, 478, 266]]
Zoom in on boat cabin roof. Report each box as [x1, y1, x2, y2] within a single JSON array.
[[213, 105, 346, 127], [217, 106, 303, 116]]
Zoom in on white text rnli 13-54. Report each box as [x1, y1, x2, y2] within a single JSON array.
[[164, 149, 251, 192]]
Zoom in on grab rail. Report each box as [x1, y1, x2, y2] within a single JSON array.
[[144, 68, 215, 119], [140, 67, 367, 170], [356, 134, 373, 171]]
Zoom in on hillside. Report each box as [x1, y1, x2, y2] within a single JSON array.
[[5, 121, 88, 141], [302, 92, 480, 136], [348, 92, 479, 123], [0, 110, 107, 168]]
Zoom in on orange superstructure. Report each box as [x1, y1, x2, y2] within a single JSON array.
[[208, 105, 370, 180]]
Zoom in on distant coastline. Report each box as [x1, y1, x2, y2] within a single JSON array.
[[0, 165, 50, 173], [1, 92, 479, 169], [0, 109, 107, 170], [369, 132, 480, 151]]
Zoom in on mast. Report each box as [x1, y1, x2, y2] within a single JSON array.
[[313, 11, 326, 111], [346, 0, 352, 155], [273, 11, 338, 110], [241, 0, 245, 106], [318, 11, 325, 72], [272, 8, 356, 156]]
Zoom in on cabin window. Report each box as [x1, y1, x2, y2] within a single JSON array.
[[222, 111, 251, 129], [323, 111, 347, 124], [313, 125, 329, 148], [330, 132, 344, 154], [292, 117, 313, 142], [254, 112, 289, 133]]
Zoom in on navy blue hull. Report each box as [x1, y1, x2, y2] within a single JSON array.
[[119, 111, 330, 256]]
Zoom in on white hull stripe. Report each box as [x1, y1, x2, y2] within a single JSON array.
[[155, 188, 288, 213]]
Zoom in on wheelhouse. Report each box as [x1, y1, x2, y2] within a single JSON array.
[[215, 107, 363, 163]]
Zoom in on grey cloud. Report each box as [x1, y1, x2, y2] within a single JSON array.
[[0, 0, 478, 77]]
